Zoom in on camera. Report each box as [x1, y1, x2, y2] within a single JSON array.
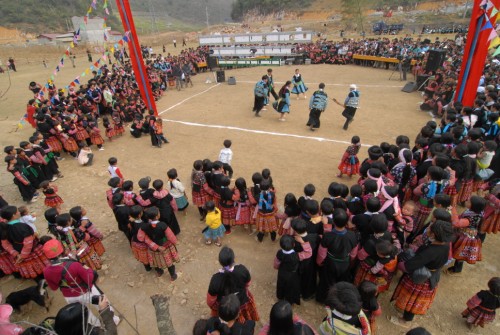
[[91, 295, 102, 305]]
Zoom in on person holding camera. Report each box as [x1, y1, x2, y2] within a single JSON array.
[[42, 239, 120, 327]]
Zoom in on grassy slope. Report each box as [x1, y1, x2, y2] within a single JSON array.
[[0, 0, 467, 34], [0, 0, 121, 33]]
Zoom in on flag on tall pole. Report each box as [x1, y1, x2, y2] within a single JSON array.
[[114, 0, 158, 115], [455, 0, 500, 106]]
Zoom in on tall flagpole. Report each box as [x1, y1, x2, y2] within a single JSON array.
[[115, 0, 158, 115]]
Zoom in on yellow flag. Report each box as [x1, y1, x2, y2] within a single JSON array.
[[490, 36, 500, 49], [70, 42, 74, 48]]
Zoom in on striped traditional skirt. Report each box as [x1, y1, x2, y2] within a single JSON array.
[[75, 128, 90, 141], [88, 237, 105, 256], [462, 306, 496, 327], [457, 179, 473, 204], [391, 274, 438, 315], [256, 211, 278, 233], [131, 241, 149, 265], [0, 250, 17, 275], [338, 153, 360, 176], [45, 195, 64, 208], [192, 188, 212, 207], [105, 128, 116, 138], [114, 124, 125, 135], [62, 137, 79, 152], [234, 203, 251, 226], [453, 232, 482, 264], [443, 184, 458, 207], [220, 205, 236, 225], [16, 244, 50, 279], [480, 209, 499, 234], [210, 289, 260, 322], [46, 136, 63, 153], [90, 132, 104, 145], [277, 217, 292, 236], [238, 290, 260, 322], [147, 243, 179, 269], [354, 259, 397, 293], [212, 193, 221, 208], [77, 242, 102, 270], [414, 202, 432, 234]]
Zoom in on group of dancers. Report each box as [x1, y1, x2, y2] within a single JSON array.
[[253, 68, 361, 131]]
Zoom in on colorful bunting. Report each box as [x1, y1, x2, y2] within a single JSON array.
[[481, 16, 494, 31], [494, 45, 500, 56]]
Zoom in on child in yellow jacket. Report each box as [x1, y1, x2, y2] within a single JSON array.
[[203, 201, 225, 247]]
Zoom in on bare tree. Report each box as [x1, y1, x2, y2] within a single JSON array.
[[151, 294, 177, 335]]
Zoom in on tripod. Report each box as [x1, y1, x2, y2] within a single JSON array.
[[389, 60, 404, 81], [417, 75, 434, 92]]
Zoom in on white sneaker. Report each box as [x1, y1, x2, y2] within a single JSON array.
[[51, 177, 58, 182], [99, 147, 105, 151]]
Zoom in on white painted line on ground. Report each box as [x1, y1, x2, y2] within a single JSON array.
[[161, 118, 373, 147], [237, 80, 403, 88], [158, 83, 221, 115]]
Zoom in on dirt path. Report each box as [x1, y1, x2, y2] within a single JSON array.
[[0, 62, 499, 335]]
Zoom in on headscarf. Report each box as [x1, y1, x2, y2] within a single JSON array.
[[379, 186, 400, 214], [393, 148, 411, 169], [367, 169, 386, 195]]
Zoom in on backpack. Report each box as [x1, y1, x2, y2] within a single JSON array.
[[319, 308, 371, 335]]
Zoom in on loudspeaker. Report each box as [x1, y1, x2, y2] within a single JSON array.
[[401, 82, 417, 93], [228, 76, 236, 85], [417, 74, 430, 91], [207, 56, 218, 69], [425, 50, 446, 72], [216, 70, 225, 83]]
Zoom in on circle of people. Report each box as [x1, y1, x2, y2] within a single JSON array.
[[1, 35, 500, 335]]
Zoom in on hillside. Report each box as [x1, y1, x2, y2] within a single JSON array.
[[0, 0, 470, 35], [0, 0, 235, 34], [0, 0, 121, 33]]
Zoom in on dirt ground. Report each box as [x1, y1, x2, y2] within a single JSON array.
[[0, 60, 499, 335]]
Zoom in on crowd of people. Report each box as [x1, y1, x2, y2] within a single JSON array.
[[0, 29, 500, 335]]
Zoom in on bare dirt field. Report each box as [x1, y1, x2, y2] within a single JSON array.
[[0, 59, 499, 335]]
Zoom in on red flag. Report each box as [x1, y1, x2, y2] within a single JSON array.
[[70, 82, 76, 87], [455, 3, 493, 105], [114, 0, 157, 114]]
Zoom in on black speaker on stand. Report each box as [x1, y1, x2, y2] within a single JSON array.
[[425, 50, 446, 72], [207, 56, 218, 70], [216, 70, 226, 83]]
